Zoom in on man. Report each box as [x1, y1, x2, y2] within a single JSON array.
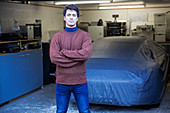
[[50, 4, 92, 113]]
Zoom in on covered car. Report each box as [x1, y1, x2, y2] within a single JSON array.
[[85, 37, 169, 106]]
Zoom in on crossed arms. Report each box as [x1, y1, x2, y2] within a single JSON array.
[[50, 33, 92, 68]]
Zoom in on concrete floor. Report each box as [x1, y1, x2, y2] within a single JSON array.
[[1, 82, 170, 113]]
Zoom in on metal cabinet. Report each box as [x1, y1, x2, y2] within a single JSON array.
[[0, 49, 43, 104], [155, 24, 166, 33], [154, 13, 167, 42], [154, 13, 166, 24], [155, 33, 166, 42]]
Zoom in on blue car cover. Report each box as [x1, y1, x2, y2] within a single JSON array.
[[71, 37, 169, 106]]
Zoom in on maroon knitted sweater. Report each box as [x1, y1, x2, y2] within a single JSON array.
[[50, 29, 92, 85]]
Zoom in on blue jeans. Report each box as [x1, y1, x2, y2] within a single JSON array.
[[56, 83, 91, 113]]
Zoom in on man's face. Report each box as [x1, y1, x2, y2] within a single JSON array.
[[64, 9, 78, 27]]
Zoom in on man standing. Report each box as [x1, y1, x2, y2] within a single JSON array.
[[50, 4, 92, 113]]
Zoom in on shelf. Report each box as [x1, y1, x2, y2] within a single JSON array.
[[0, 38, 41, 44], [0, 38, 42, 55], [0, 48, 41, 55], [21, 48, 41, 52], [107, 22, 127, 36], [20, 38, 42, 42], [0, 52, 20, 56], [0, 41, 20, 44]]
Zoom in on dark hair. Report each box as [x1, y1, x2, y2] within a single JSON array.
[[63, 4, 79, 17]]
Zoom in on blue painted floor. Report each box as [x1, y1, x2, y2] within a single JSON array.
[[1, 82, 170, 113]]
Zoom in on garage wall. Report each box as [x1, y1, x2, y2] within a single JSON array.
[[79, 5, 170, 35], [0, 2, 170, 41], [0, 2, 64, 42]]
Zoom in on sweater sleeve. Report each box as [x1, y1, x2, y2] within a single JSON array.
[[50, 34, 81, 67], [61, 33, 92, 61]]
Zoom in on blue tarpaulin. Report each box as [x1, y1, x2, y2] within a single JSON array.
[[84, 37, 169, 106]]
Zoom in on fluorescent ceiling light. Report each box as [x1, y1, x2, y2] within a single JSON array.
[[99, 5, 144, 9], [99, 1, 145, 9], [99, 1, 144, 6], [55, 1, 110, 5]]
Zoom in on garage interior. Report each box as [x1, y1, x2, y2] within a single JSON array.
[[0, 0, 170, 113]]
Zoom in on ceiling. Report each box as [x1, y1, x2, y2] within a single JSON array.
[[1, 0, 170, 9]]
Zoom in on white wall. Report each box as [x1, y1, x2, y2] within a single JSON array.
[[79, 6, 170, 35], [0, 2, 64, 42], [0, 2, 170, 41]]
